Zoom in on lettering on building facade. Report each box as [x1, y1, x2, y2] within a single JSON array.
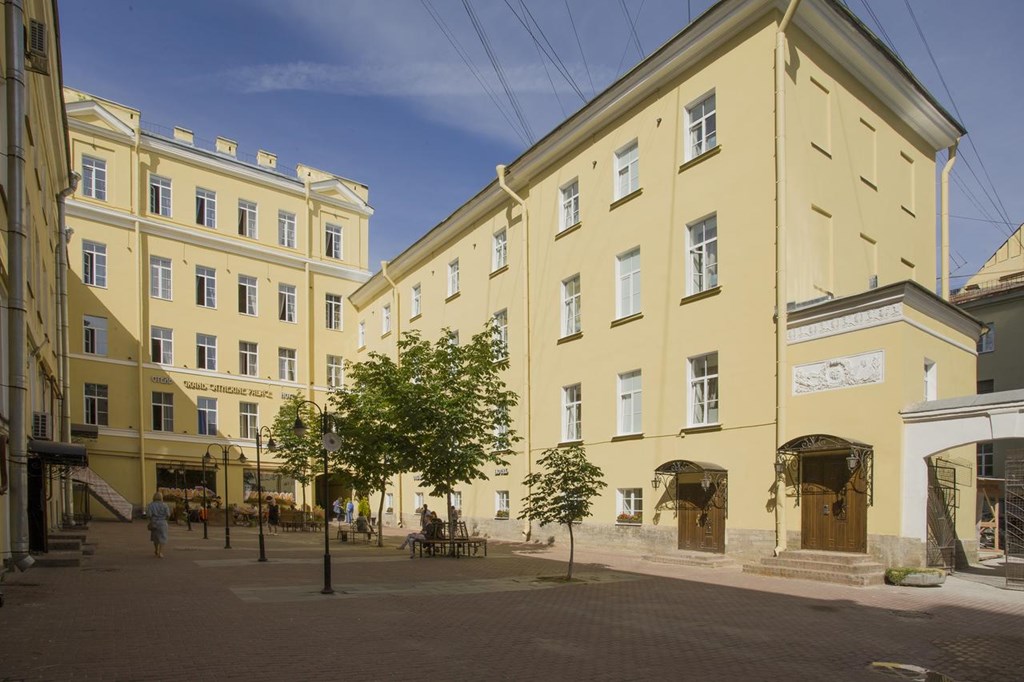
[[181, 379, 274, 399]]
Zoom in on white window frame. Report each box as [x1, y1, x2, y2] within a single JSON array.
[[195, 188, 216, 228], [150, 256, 172, 300], [493, 309, 508, 359], [152, 391, 173, 432], [327, 354, 344, 388], [689, 352, 719, 426], [616, 248, 641, 319], [686, 91, 717, 160], [616, 488, 643, 523], [978, 323, 995, 354], [385, 492, 394, 513], [149, 174, 172, 217], [278, 210, 296, 248], [325, 223, 343, 260], [492, 228, 507, 271], [83, 315, 108, 356], [452, 491, 462, 511], [977, 443, 994, 478], [358, 320, 366, 348], [238, 199, 257, 238], [197, 397, 218, 436], [82, 241, 107, 288], [239, 341, 258, 377], [617, 370, 642, 435], [448, 259, 460, 297], [614, 140, 639, 200], [82, 155, 106, 201], [495, 490, 510, 517], [279, 348, 297, 382], [326, 293, 343, 331], [410, 284, 421, 318], [560, 179, 579, 230], [381, 303, 391, 335], [687, 215, 718, 295], [414, 492, 425, 512], [196, 266, 216, 308], [84, 383, 109, 426], [151, 326, 173, 365], [562, 274, 581, 337], [196, 333, 217, 371], [278, 284, 296, 323], [239, 402, 259, 440], [562, 383, 582, 442], [238, 275, 258, 316]]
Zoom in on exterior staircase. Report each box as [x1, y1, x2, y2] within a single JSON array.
[[34, 530, 95, 568], [70, 467, 133, 521], [643, 550, 737, 569], [743, 550, 886, 587]]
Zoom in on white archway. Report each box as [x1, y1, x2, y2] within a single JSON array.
[[901, 389, 1024, 540]]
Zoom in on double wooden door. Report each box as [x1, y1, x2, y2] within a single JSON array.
[[801, 454, 867, 552], [677, 480, 725, 553]]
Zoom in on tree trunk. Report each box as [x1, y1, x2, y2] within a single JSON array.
[[567, 521, 575, 581], [376, 486, 385, 547], [446, 489, 454, 556]]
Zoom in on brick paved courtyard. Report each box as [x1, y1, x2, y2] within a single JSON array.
[[1, 521, 1022, 681]]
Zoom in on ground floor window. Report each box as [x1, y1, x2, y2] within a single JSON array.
[[414, 492, 424, 512], [156, 465, 216, 495], [977, 443, 994, 477], [495, 490, 509, 519], [616, 488, 643, 524]]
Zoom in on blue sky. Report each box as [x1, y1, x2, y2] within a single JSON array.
[[58, 0, 1023, 287]]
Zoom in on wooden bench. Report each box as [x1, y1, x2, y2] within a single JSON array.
[[413, 521, 486, 558], [337, 522, 376, 543]]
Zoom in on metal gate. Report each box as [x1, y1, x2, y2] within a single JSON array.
[[926, 461, 958, 570], [1006, 458, 1024, 590]]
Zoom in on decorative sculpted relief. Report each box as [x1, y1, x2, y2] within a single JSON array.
[[792, 350, 884, 395], [787, 303, 903, 344]]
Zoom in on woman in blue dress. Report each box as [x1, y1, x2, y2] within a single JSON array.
[[147, 491, 171, 558]]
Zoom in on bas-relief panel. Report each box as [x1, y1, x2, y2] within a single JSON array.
[[792, 350, 884, 395]]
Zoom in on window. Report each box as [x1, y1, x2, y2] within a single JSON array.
[[411, 284, 421, 318], [414, 492, 425, 512], [150, 326, 173, 365], [195, 188, 216, 228], [279, 348, 297, 382], [82, 241, 107, 287], [385, 493, 394, 512], [492, 228, 507, 270], [616, 248, 641, 318], [563, 383, 582, 442], [327, 354, 344, 388], [197, 397, 217, 436], [239, 402, 258, 440], [496, 490, 510, 517], [616, 488, 643, 523], [195, 266, 216, 308], [83, 315, 108, 355], [278, 210, 296, 248], [448, 259, 460, 296], [238, 275, 258, 316], [978, 323, 995, 353], [325, 223, 343, 259], [689, 352, 719, 426], [82, 156, 106, 200], [238, 200, 257, 238], [562, 275, 581, 336], [149, 175, 171, 217], [493, 404, 509, 450], [452, 491, 462, 512], [688, 216, 718, 294], [977, 443, 994, 478], [977, 379, 995, 395], [196, 333, 217, 371], [278, 284, 296, 322], [326, 294, 343, 330], [381, 304, 392, 335], [618, 370, 642, 435], [84, 383, 108, 426], [492, 310, 508, 359], [150, 256, 172, 300], [924, 359, 937, 401], [358, 320, 366, 348], [560, 179, 579, 230], [152, 392, 173, 432], [239, 341, 258, 376], [614, 141, 639, 199], [687, 92, 717, 159], [448, 330, 460, 346]]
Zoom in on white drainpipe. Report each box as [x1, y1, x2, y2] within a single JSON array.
[[57, 172, 80, 525], [380, 260, 403, 527], [940, 141, 958, 300]]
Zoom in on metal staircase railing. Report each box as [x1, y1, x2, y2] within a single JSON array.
[[69, 467, 133, 522]]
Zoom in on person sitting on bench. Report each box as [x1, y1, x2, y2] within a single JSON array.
[[355, 513, 375, 538]]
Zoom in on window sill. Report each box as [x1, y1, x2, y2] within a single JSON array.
[[609, 188, 643, 211], [489, 264, 509, 279], [678, 144, 722, 173], [680, 423, 722, 435], [679, 285, 722, 306], [357, 345, 366, 352], [615, 522, 642, 527], [610, 312, 643, 328], [381, 331, 392, 339], [810, 142, 832, 159], [558, 440, 583, 447], [493, 516, 510, 521], [611, 433, 644, 442], [860, 176, 877, 191], [555, 222, 582, 240], [409, 314, 422, 323], [901, 205, 916, 218], [445, 291, 461, 303], [557, 331, 583, 345]]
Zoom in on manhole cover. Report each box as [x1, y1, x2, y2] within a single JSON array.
[[870, 662, 955, 681], [889, 610, 933, 620]]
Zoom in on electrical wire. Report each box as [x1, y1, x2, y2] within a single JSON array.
[[518, 0, 587, 102], [614, 0, 647, 77], [619, 0, 645, 60], [501, 0, 586, 104], [565, 0, 596, 99]]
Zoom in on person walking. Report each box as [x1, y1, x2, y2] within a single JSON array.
[[267, 496, 280, 535], [332, 497, 342, 524], [146, 491, 171, 558], [419, 504, 431, 530], [345, 498, 355, 524]]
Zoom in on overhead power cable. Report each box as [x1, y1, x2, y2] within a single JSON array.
[[565, 0, 596, 98], [619, 0, 645, 60], [518, 0, 587, 102], [501, 0, 586, 104], [614, 0, 647, 77]]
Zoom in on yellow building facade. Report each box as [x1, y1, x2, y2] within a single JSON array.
[[63, 88, 372, 518], [351, 0, 978, 567]]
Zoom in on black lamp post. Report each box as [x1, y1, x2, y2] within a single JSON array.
[[206, 443, 246, 549], [201, 452, 212, 540], [292, 400, 340, 595], [178, 463, 192, 531], [254, 426, 277, 563]]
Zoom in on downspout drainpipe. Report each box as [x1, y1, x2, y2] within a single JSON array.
[[380, 261, 402, 527], [57, 173, 80, 526], [774, 0, 802, 557], [496, 165, 532, 541], [940, 141, 958, 300], [6, 0, 34, 570]]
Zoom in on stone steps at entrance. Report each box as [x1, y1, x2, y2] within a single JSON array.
[[643, 551, 737, 569], [32, 551, 82, 568], [743, 550, 885, 587], [47, 539, 83, 552]]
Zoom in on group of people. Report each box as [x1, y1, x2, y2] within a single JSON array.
[[397, 505, 453, 558]]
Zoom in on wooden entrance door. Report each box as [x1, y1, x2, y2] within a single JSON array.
[[677, 480, 725, 553], [801, 454, 867, 552]]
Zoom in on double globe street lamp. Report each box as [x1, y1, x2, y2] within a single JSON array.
[[254, 426, 277, 563], [204, 443, 246, 550], [292, 399, 341, 595]]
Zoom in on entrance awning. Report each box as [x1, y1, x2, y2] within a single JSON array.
[[654, 460, 726, 474], [776, 434, 874, 506], [27, 440, 88, 467], [652, 460, 729, 517]]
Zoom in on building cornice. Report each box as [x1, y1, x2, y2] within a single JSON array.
[[65, 100, 136, 140]]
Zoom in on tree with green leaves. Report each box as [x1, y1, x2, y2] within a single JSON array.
[[270, 394, 322, 512], [518, 444, 606, 580]]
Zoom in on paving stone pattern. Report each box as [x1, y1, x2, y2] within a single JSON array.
[[1, 521, 1022, 681]]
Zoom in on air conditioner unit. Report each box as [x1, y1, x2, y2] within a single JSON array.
[[25, 20, 49, 75], [32, 412, 52, 440], [868, 275, 879, 290]]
